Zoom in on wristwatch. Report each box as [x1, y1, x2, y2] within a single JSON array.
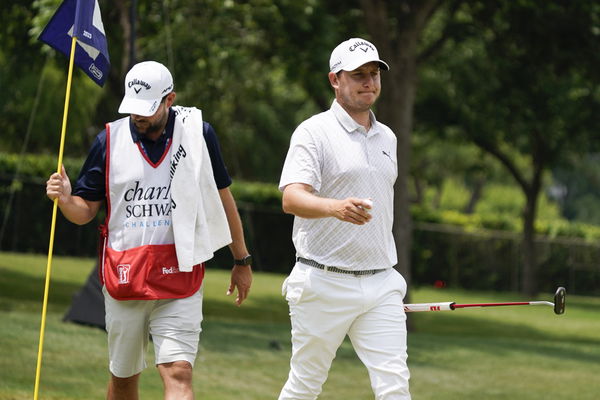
[[234, 255, 252, 266]]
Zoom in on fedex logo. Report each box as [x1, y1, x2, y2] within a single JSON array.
[[162, 266, 180, 275]]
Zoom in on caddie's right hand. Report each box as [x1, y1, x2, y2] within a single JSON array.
[[46, 165, 72, 204]]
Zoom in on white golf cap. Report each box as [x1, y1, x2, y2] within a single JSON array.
[[329, 38, 390, 73], [118, 61, 174, 117]]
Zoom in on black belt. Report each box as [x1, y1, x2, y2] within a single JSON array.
[[296, 257, 387, 276]]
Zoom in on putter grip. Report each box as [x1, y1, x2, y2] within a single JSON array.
[[403, 302, 455, 312]]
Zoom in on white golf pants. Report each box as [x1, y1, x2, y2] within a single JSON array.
[[279, 262, 411, 400]]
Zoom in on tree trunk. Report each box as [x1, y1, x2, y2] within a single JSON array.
[[115, 0, 133, 74], [470, 135, 544, 297], [463, 177, 485, 214], [521, 168, 542, 296], [388, 64, 416, 290]]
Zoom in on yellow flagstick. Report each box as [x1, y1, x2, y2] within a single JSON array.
[[34, 35, 78, 400]]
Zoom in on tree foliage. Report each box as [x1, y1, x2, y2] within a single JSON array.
[[415, 0, 600, 294], [133, 0, 324, 181]]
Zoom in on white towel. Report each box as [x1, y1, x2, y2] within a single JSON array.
[[170, 106, 232, 271]]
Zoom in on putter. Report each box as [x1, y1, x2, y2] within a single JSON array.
[[404, 286, 566, 315]]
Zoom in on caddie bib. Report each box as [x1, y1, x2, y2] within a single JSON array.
[[100, 117, 204, 300]]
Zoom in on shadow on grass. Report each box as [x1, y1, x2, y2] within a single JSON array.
[[409, 331, 600, 368], [200, 318, 361, 361], [410, 311, 599, 345], [203, 295, 290, 324], [0, 267, 81, 311], [201, 319, 289, 351], [563, 297, 600, 311], [408, 312, 600, 367]]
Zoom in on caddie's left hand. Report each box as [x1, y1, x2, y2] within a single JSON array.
[[227, 265, 253, 306]]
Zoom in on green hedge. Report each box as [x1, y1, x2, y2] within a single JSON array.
[[4, 151, 600, 242], [229, 180, 282, 208], [411, 204, 600, 242], [0, 152, 84, 180]]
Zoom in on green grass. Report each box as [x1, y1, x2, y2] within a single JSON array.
[[1, 251, 599, 399]]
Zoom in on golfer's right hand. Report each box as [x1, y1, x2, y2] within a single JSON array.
[[331, 197, 373, 225], [46, 165, 72, 204]]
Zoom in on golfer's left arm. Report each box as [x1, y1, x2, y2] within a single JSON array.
[[219, 187, 252, 306]]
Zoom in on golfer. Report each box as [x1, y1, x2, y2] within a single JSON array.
[[46, 61, 253, 399], [278, 38, 411, 399]]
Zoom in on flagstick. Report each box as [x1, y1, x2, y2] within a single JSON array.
[[34, 36, 78, 400]]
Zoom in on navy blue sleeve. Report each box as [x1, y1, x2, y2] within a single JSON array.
[[203, 121, 232, 189], [72, 130, 107, 201]]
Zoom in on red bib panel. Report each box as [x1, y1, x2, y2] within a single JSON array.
[[102, 243, 204, 300]]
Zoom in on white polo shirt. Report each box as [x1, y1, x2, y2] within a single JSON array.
[[279, 100, 398, 270]]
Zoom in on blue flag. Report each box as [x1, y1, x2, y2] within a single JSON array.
[[39, 0, 110, 87]]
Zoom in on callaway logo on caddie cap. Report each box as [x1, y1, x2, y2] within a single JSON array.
[[118, 61, 174, 117], [128, 78, 152, 94], [329, 37, 390, 73]]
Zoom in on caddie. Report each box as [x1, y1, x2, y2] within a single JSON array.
[[46, 61, 253, 400]]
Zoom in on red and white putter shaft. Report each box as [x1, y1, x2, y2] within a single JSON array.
[[403, 287, 566, 315]]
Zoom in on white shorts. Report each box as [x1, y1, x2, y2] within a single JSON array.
[[103, 285, 204, 378]]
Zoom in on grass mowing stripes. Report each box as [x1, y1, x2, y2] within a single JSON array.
[[1, 251, 599, 399]]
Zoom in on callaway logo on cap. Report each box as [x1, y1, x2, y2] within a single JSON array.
[[118, 61, 174, 117], [329, 38, 390, 73]]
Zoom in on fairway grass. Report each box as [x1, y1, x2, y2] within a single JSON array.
[[1, 252, 599, 399]]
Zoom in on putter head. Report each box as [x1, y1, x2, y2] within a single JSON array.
[[553, 287, 566, 315]]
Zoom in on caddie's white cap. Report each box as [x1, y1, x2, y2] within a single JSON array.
[[118, 61, 174, 117], [329, 38, 390, 73]]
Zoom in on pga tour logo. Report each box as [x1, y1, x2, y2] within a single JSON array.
[[117, 264, 131, 284], [89, 63, 103, 80]]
